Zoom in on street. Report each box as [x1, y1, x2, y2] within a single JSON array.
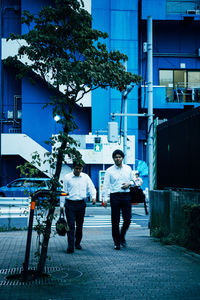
[[84, 204, 149, 229], [33, 203, 149, 232]]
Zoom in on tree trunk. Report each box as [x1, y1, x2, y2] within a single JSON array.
[[36, 125, 68, 274], [36, 206, 56, 274]]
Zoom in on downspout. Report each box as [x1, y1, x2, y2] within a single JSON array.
[[0, 0, 4, 185]]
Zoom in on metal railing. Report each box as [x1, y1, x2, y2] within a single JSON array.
[[166, 86, 200, 103], [0, 197, 30, 229]]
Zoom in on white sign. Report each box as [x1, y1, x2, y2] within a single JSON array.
[[77, 135, 135, 165], [53, 134, 135, 165]]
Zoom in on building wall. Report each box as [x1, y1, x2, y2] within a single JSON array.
[[2, 0, 200, 188], [0, 0, 92, 186], [92, 0, 139, 157]]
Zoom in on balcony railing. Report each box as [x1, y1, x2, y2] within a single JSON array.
[[166, 86, 200, 103], [141, 85, 200, 108]]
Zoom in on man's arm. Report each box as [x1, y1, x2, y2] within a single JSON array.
[[87, 176, 96, 204], [122, 167, 136, 189], [101, 170, 110, 206], [60, 176, 67, 213]]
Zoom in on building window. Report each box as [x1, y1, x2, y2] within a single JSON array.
[[14, 95, 22, 120], [167, 0, 200, 15], [159, 69, 200, 103]]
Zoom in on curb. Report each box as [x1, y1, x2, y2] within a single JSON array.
[[152, 237, 200, 261], [168, 244, 200, 260]]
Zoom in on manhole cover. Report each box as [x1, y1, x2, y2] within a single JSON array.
[[0, 267, 82, 286]]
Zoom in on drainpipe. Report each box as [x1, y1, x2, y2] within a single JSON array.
[[0, 2, 3, 185], [147, 16, 154, 192]]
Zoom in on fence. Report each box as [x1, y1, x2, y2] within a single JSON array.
[[156, 106, 200, 190], [0, 197, 30, 229]]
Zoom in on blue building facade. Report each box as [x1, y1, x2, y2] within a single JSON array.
[[1, 0, 200, 194]]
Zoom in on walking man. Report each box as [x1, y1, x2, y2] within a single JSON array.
[[134, 171, 143, 187], [60, 160, 96, 253], [102, 149, 135, 250]]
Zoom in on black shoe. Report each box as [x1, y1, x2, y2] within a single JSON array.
[[120, 239, 126, 248], [114, 245, 120, 250], [75, 244, 82, 250], [67, 248, 74, 254]]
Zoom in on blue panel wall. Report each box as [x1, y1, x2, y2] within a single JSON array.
[[22, 77, 56, 150], [111, 40, 138, 72], [92, 88, 110, 133], [142, 0, 166, 20], [22, 77, 90, 150], [3, 67, 21, 114], [154, 21, 200, 57], [92, 0, 110, 10], [92, 0, 139, 157], [2, 67, 21, 133], [21, 0, 52, 34], [110, 0, 138, 10], [2, 0, 21, 37], [111, 10, 138, 40]]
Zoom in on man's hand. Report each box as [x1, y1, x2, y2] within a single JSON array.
[[92, 198, 96, 205], [102, 201, 108, 208]]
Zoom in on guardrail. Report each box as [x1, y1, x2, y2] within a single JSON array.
[[0, 197, 31, 229]]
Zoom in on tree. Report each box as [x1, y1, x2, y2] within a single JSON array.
[[4, 0, 141, 275]]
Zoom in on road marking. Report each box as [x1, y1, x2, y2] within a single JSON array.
[[83, 215, 141, 228], [33, 214, 145, 229]]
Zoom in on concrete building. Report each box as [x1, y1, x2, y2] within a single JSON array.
[[1, 0, 200, 195]]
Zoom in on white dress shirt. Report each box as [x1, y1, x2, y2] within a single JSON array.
[[60, 172, 96, 208], [134, 176, 143, 186], [102, 164, 135, 202]]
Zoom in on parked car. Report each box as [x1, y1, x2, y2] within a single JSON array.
[[0, 178, 51, 197]]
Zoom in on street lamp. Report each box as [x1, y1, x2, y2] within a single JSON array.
[[54, 115, 61, 122]]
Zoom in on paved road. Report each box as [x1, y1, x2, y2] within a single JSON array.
[[84, 205, 148, 228], [33, 204, 149, 229]]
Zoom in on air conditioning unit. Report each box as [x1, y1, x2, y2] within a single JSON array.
[[186, 10, 200, 15], [186, 10, 196, 14]]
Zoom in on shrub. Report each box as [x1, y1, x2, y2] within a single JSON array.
[[182, 204, 200, 252]]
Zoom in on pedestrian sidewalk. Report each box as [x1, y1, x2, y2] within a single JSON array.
[[0, 224, 200, 299]]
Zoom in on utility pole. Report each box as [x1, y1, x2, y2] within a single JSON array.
[[147, 16, 154, 191], [0, 7, 2, 186], [123, 62, 128, 164], [123, 91, 128, 164]]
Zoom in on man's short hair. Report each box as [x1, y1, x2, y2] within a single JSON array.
[[72, 159, 85, 168], [112, 149, 125, 159]]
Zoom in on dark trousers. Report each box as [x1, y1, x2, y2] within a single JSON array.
[[65, 200, 86, 249], [110, 192, 132, 246]]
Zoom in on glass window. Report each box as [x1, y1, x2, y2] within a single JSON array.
[[9, 180, 24, 187], [159, 70, 173, 87], [188, 71, 200, 87], [174, 70, 186, 89], [159, 69, 200, 103]]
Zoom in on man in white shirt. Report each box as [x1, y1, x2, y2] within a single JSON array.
[[60, 160, 96, 253], [134, 172, 143, 187], [102, 149, 135, 250]]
